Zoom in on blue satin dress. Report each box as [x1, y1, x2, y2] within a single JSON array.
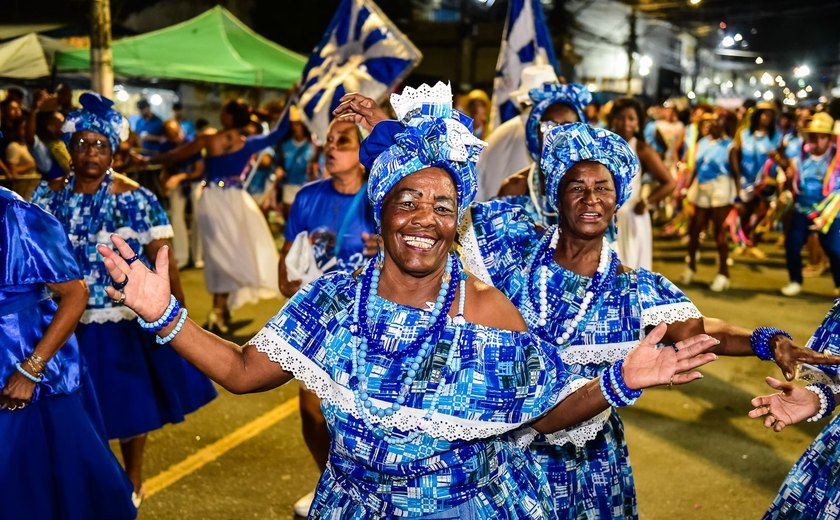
[[0, 187, 136, 519]]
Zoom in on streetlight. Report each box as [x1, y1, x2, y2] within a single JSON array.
[[763, 91, 774, 101], [689, 0, 702, 5], [794, 65, 811, 78], [754, 90, 762, 98], [755, 56, 764, 64], [734, 33, 743, 42], [722, 36, 735, 47]]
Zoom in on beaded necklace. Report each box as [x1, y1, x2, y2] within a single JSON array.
[[528, 226, 618, 346], [350, 252, 467, 443], [53, 169, 114, 242]]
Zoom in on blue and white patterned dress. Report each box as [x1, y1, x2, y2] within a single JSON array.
[[462, 205, 702, 519], [249, 269, 597, 518], [766, 300, 840, 519], [31, 177, 217, 439]]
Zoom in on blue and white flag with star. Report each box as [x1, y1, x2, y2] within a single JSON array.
[[297, 0, 422, 143], [490, 0, 559, 130]]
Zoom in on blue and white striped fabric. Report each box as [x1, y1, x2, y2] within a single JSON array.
[[490, 0, 560, 130], [297, 0, 422, 143]]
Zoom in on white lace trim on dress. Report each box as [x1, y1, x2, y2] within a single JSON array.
[[251, 326, 589, 442], [641, 302, 703, 328], [93, 225, 174, 246], [559, 341, 638, 366], [511, 378, 611, 449], [391, 82, 453, 122], [80, 306, 136, 324], [457, 210, 495, 287]]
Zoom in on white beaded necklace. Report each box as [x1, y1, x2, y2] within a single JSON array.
[[535, 228, 611, 345]]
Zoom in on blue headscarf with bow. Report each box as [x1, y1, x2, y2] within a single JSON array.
[[62, 92, 129, 152], [359, 82, 486, 226]]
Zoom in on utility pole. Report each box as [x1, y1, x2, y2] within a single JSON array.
[[91, 0, 114, 97], [626, 7, 637, 95]]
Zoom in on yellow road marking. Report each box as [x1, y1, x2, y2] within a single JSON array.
[[145, 397, 299, 499]]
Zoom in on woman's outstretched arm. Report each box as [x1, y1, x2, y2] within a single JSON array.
[[98, 235, 292, 394]]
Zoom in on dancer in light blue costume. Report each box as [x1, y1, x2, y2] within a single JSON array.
[[96, 83, 718, 518], [31, 92, 217, 504], [750, 300, 840, 519], [0, 185, 136, 519]]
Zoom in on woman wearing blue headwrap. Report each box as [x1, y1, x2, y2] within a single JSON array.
[[30, 92, 217, 506], [496, 82, 592, 227], [469, 122, 838, 519], [96, 83, 717, 518]]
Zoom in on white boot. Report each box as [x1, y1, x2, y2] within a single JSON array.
[[780, 282, 802, 297], [709, 274, 730, 292], [681, 268, 695, 285]]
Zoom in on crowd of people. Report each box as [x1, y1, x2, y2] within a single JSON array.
[[2, 70, 840, 520]]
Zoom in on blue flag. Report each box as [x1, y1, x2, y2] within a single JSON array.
[[490, 0, 559, 129], [297, 0, 422, 143]]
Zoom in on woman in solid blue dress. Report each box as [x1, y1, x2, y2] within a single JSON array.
[[0, 184, 136, 519]]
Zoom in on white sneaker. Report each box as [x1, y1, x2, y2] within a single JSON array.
[[681, 268, 695, 285], [709, 274, 730, 292], [780, 282, 802, 297], [294, 490, 316, 517]]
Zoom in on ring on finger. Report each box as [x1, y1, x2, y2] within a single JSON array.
[[111, 291, 126, 305], [125, 254, 140, 265], [112, 273, 129, 291]]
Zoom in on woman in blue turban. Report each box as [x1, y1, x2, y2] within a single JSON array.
[[95, 83, 717, 519], [31, 91, 217, 506]]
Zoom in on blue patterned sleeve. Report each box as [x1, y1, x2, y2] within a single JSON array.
[[1, 188, 82, 286], [636, 269, 702, 328], [121, 187, 174, 244], [458, 200, 538, 296], [800, 300, 840, 387]]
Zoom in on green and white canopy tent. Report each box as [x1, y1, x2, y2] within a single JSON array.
[[55, 6, 306, 89]]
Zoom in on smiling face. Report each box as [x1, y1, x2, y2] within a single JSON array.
[[324, 120, 361, 177], [380, 167, 458, 278], [557, 161, 617, 240], [69, 130, 113, 180]]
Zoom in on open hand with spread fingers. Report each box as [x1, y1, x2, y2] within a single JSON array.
[[622, 322, 719, 390], [97, 234, 173, 323], [748, 377, 822, 432], [332, 93, 388, 132]]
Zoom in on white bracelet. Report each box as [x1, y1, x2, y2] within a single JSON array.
[[805, 384, 831, 422]]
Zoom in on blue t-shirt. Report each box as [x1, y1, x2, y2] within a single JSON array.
[[739, 128, 781, 188], [794, 152, 834, 211], [784, 134, 803, 162], [695, 136, 733, 183], [132, 114, 165, 153], [280, 138, 313, 186], [284, 179, 375, 272]]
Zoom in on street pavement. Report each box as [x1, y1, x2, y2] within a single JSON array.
[[128, 231, 836, 519]]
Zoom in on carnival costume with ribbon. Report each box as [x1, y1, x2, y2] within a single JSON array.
[[250, 83, 593, 518], [465, 123, 702, 518], [31, 92, 216, 440], [0, 186, 137, 519], [765, 299, 840, 519]]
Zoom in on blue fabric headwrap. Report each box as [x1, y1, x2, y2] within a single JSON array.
[[359, 82, 486, 226], [541, 122, 639, 212], [62, 92, 129, 152], [525, 83, 592, 159]]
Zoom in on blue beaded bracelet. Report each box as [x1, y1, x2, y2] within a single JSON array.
[[750, 327, 792, 361], [599, 370, 623, 408], [157, 308, 189, 345], [611, 360, 642, 402], [15, 362, 42, 383], [154, 303, 181, 332], [137, 295, 179, 331]]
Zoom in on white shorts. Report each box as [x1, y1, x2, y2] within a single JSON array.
[[689, 175, 736, 208], [282, 184, 302, 205]]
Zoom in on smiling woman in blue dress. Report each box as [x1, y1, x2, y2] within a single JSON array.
[[96, 83, 718, 519]]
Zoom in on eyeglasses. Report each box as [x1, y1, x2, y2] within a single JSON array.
[[539, 120, 562, 134], [72, 138, 110, 153]]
